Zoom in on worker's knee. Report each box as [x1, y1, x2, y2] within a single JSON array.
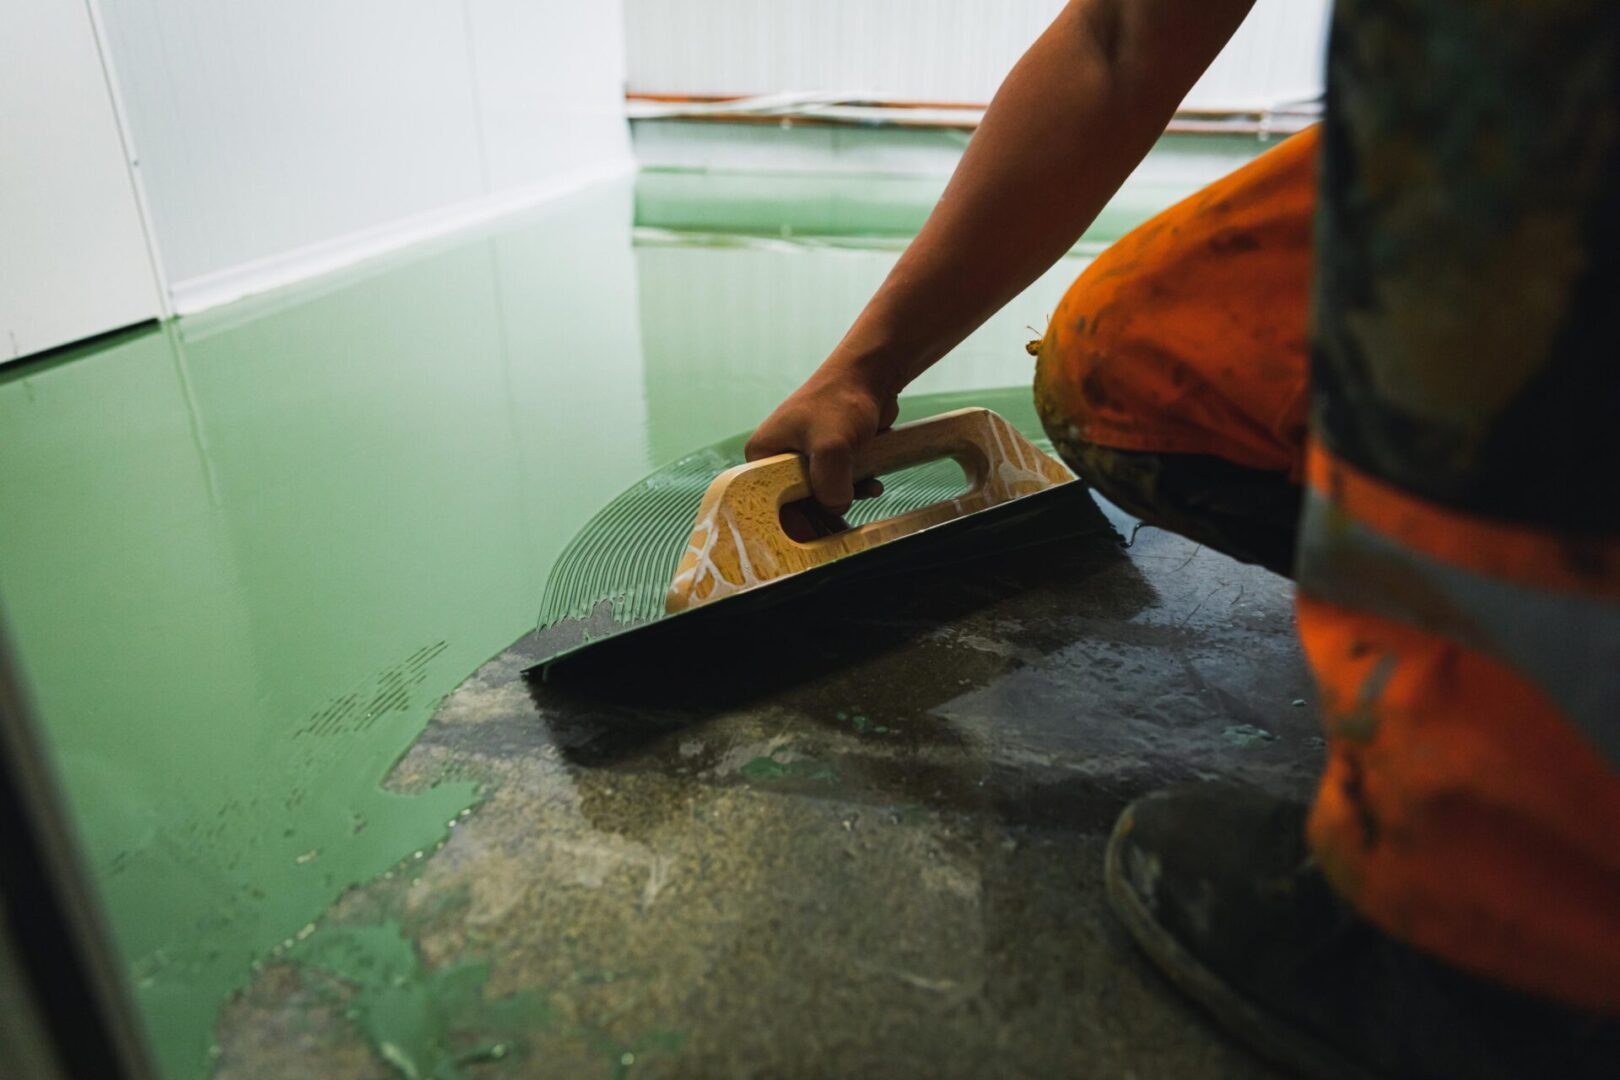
[[1031, 294, 1132, 461], [1037, 424, 1303, 576], [1032, 127, 1317, 478]]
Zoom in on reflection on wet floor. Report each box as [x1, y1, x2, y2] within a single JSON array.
[[0, 162, 1169, 1077], [0, 137, 1289, 1080], [216, 494, 1315, 1078]]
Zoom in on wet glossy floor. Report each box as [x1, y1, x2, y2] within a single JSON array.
[[0, 137, 1304, 1078], [217, 519, 1318, 1080]]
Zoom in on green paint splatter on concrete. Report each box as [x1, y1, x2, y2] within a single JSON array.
[[294, 921, 550, 1079], [1221, 724, 1279, 748], [740, 753, 838, 784], [842, 709, 895, 735]]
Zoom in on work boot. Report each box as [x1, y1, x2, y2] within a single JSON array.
[[1105, 783, 1620, 1079]]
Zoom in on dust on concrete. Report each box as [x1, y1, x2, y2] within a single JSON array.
[[216, 497, 1316, 1079]]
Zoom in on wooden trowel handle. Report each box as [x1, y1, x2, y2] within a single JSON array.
[[665, 407, 1074, 614]]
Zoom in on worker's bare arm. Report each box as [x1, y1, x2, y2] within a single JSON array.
[[746, 0, 1255, 510]]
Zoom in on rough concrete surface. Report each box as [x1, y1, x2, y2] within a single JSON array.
[[215, 494, 1320, 1078]]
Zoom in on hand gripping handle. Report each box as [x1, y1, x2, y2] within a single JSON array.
[[665, 407, 1074, 613]]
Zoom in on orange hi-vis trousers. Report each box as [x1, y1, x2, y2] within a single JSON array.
[[1032, 118, 1620, 1012]]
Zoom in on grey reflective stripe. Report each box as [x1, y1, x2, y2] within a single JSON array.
[[1297, 491, 1620, 768]]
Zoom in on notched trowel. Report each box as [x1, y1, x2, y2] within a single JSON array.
[[529, 407, 1103, 681]]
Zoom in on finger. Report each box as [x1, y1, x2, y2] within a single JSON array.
[[854, 477, 885, 500], [877, 398, 900, 431], [779, 502, 818, 542], [801, 501, 851, 536], [745, 427, 790, 462], [808, 439, 855, 511], [780, 500, 849, 541], [745, 411, 809, 462]]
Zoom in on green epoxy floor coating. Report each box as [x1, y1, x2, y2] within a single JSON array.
[[0, 141, 1274, 1078]]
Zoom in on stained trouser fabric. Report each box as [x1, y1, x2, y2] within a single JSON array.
[[1032, 0, 1620, 1013], [1034, 126, 1317, 577], [1302, 0, 1620, 1013]]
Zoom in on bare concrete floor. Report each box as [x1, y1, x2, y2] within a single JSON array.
[[216, 493, 1320, 1078]]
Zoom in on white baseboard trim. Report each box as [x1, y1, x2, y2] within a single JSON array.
[[166, 158, 635, 316]]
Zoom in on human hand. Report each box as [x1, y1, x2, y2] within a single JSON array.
[[745, 363, 901, 516]]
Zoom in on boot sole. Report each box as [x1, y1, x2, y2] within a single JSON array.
[[1104, 804, 1383, 1080]]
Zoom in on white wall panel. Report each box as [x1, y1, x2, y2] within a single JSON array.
[[1, 0, 163, 360], [627, 0, 1329, 110], [95, 0, 631, 309], [1187, 0, 1330, 109], [467, 0, 632, 191], [96, 1, 482, 287]]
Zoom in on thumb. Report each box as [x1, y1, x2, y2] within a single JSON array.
[[877, 397, 900, 431]]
